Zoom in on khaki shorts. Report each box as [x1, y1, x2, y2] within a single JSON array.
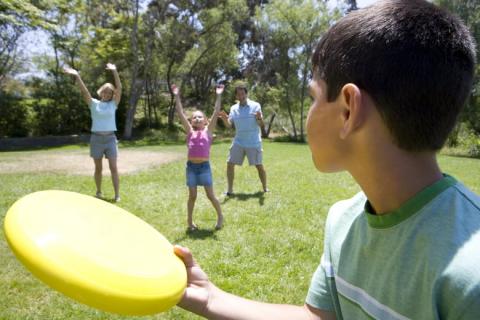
[[90, 133, 118, 159], [227, 143, 262, 166]]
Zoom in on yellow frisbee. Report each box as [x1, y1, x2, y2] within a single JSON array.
[[4, 190, 187, 315]]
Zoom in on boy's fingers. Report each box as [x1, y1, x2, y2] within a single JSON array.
[[174, 245, 196, 268]]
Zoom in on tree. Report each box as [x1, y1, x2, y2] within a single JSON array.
[[435, 0, 480, 135]]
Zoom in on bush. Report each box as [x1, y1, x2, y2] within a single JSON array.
[[0, 94, 34, 137]]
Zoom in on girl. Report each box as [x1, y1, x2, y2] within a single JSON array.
[[64, 63, 122, 202], [172, 84, 224, 231]]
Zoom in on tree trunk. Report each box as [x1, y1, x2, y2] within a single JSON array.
[[123, 0, 141, 139]]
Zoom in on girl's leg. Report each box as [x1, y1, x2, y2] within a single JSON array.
[[108, 157, 120, 201], [188, 187, 198, 229], [204, 186, 223, 229], [93, 158, 103, 197]]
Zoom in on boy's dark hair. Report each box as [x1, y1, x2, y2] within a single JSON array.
[[312, 0, 476, 151], [235, 83, 248, 94]]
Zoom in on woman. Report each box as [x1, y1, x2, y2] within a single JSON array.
[[64, 63, 122, 202]]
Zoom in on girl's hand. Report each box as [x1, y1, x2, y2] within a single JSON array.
[[174, 245, 211, 314], [63, 66, 79, 76], [171, 84, 179, 96], [106, 63, 117, 71], [216, 84, 224, 95]]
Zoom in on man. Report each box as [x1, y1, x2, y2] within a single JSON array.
[[219, 83, 268, 195]]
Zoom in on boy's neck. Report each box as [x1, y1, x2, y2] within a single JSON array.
[[350, 149, 443, 215]]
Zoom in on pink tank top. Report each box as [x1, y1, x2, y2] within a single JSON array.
[[187, 129, 212, 158]]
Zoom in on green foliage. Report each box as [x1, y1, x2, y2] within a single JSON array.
[[0, 94, 33, 137]]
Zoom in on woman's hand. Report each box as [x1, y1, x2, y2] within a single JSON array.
[[63, 66, 79, 76], [106, 63, 117, 71]]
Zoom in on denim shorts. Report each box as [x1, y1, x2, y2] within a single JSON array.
[[186, 161, 212, 187], [90, 133, 118, 159]]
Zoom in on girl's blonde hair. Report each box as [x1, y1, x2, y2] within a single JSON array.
[[97, 83, 116, 98]]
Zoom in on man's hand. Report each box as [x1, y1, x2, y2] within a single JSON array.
[[219, 110, 229, 120]]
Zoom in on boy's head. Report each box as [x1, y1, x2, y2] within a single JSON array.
[[311, 0, 476, 152]]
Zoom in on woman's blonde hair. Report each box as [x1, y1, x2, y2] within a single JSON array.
[[97, 83, 116, 98]]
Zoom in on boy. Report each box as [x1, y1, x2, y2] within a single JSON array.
[[174, 0, 480, 319]]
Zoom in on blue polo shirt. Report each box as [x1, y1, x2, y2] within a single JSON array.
[[229, 99, 262, 148]]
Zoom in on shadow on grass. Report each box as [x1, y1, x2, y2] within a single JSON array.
[[222, 191, 265, 206], [174, 228, 220, 242]]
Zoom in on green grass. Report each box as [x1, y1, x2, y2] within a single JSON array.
[[1, 141, 480, 319]]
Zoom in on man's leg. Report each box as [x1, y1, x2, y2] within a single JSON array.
[[226, 162, 235, 194], [255, 164, 268, 192]]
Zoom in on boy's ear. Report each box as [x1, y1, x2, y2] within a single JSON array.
[[339, 83, 365, 139]]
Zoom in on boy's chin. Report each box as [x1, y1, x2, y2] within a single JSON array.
[[312, 155, 343, 173]]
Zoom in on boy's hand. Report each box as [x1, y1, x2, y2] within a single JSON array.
[[106, 63, 117, 71], [216, 84, 224, 95], [174, 245, 211, 314], [63, 66, 79, 76], [171, 84, 179, 96], [255, 111, 263, 121]]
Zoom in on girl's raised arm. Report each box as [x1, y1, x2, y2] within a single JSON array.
[[172, 85, 192, 133], [207, 84, 224, 135], [106, 63, 122, 105], [64, 66, 92, 106]]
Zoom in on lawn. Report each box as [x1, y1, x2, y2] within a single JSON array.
[[1, 140, 479, 320]]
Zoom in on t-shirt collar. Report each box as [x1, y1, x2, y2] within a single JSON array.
[[364, 174, 457, 228]]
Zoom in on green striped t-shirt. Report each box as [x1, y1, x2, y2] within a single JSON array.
[[306, 175, 480, 319]]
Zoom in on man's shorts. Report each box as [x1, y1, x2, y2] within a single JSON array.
[[90, 133, 118, 159], [186, 161, 213, 187], [227, 143, 263, 166]]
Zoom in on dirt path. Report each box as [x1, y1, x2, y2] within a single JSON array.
[[0, 149, 184, 175]]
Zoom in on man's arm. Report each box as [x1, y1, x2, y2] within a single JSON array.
[[175, 245, 336, 320]]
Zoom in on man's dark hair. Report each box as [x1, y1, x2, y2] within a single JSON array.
[[312, 0, 476, 151], [235, 83, 248, 94]]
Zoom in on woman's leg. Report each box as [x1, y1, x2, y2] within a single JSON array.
[[93, 158, 103, 197], [108, 157, 120, 201], [188, 187, 198, 229], [204, 186, 223, 229]]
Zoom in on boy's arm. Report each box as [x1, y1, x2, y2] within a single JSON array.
[[63, 66, 92, 106], [106, 63, 122, 106], [174, 246, 336, 320], [207, 85, 224, 135], [172, 85, 192, 133]]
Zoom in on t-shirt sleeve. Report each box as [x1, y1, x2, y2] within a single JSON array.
[[305, 254, 335, 311], [90, 98, 99, 111]]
